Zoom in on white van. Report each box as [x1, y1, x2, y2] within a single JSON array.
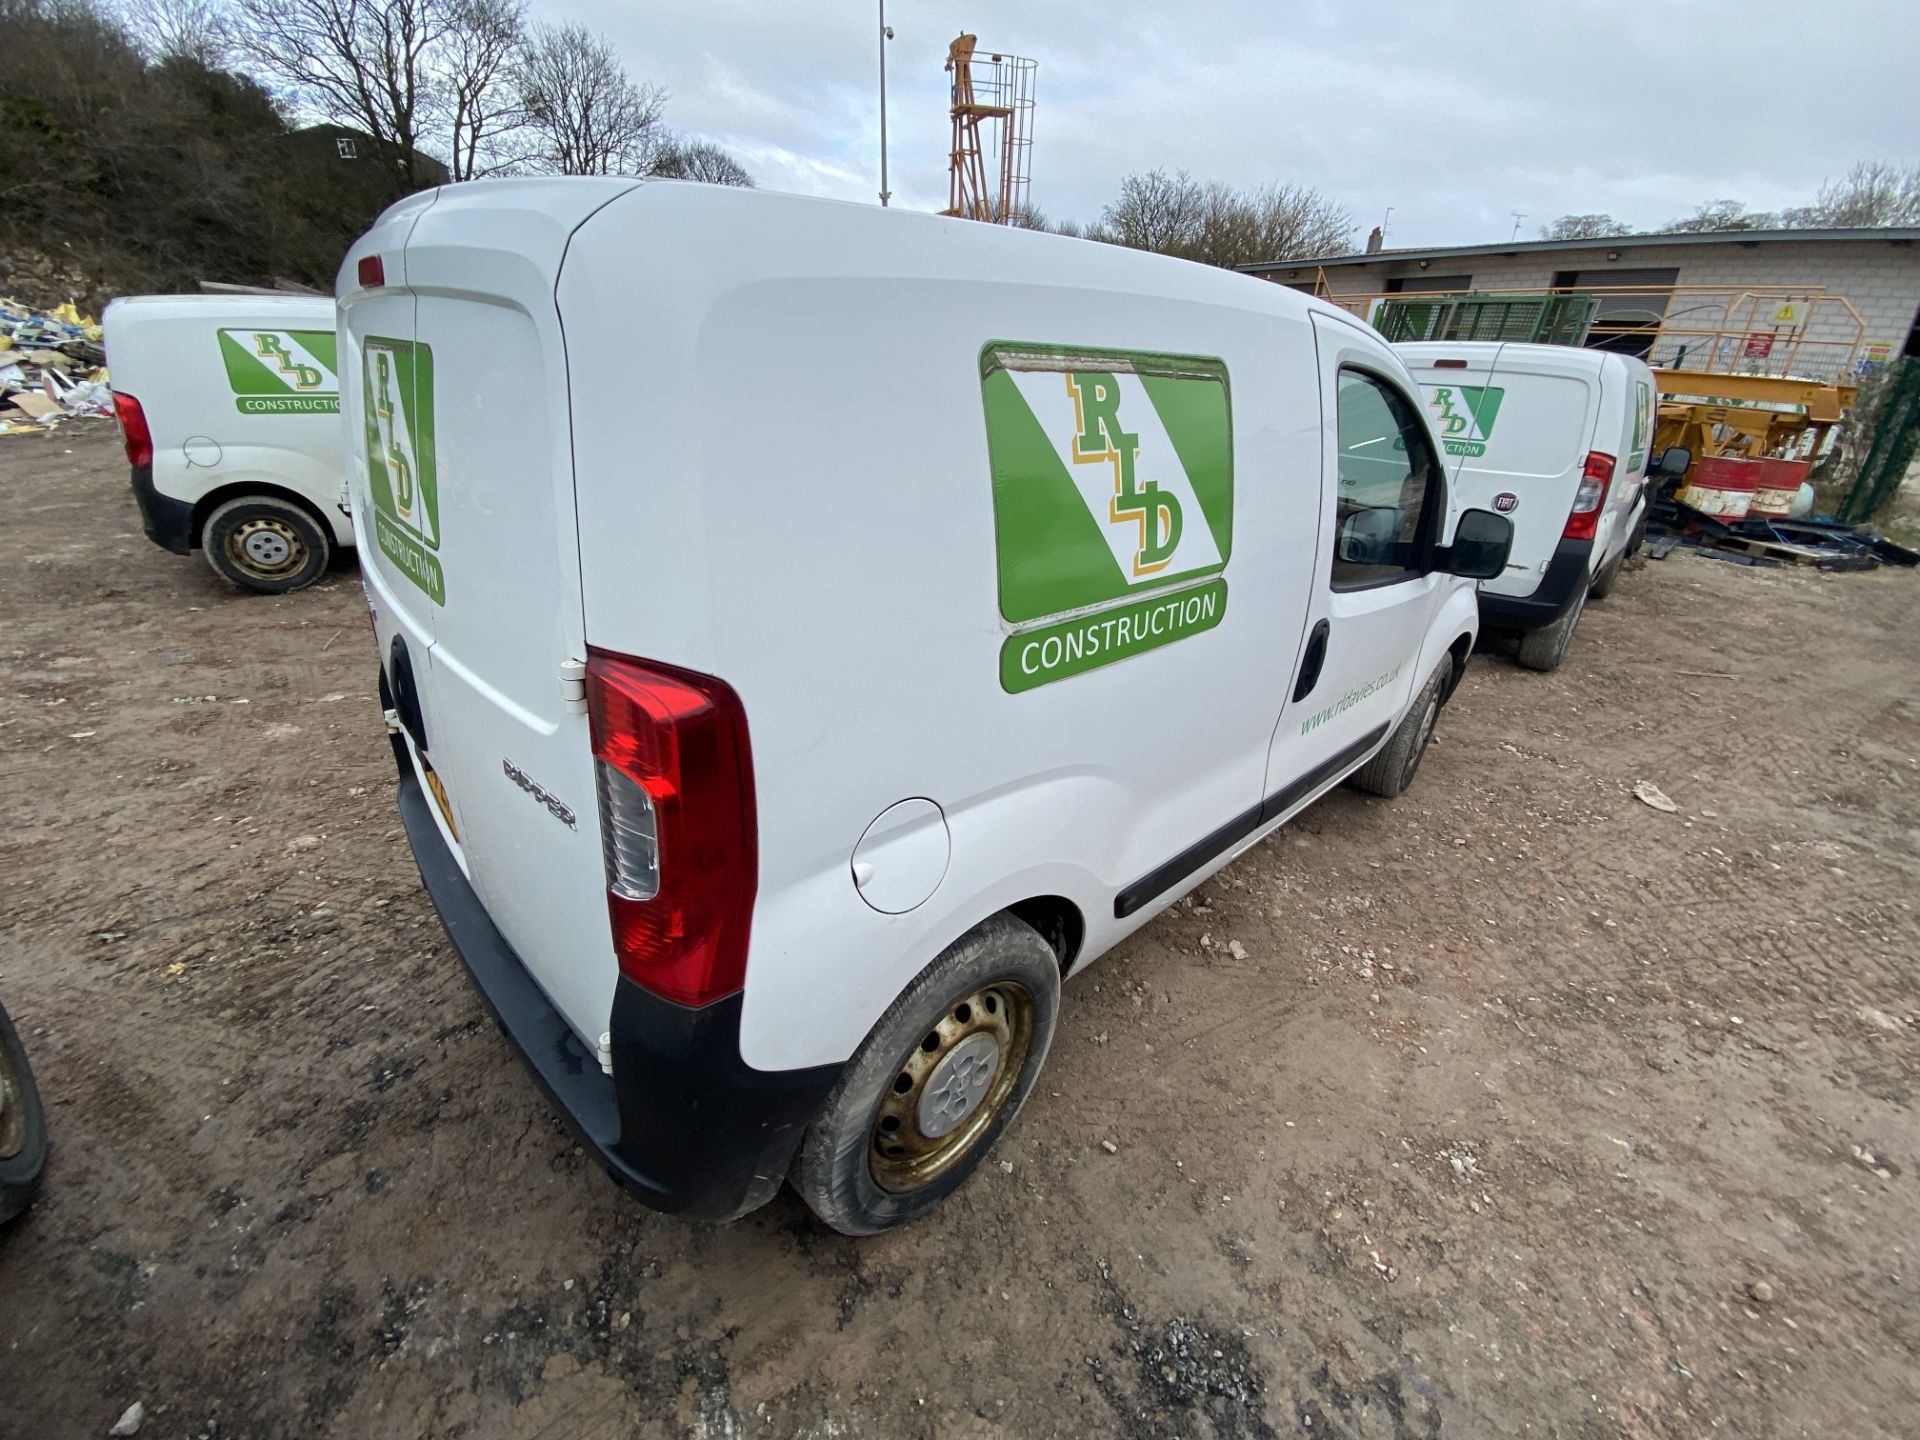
[[340, 180, 1513, 1234], [103, 294, 351, 592], [1397, 342, 1655, 671]]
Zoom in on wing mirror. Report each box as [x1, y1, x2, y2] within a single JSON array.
[[1655, 446, 1692, 477], [1440, 508, 1513, 580]]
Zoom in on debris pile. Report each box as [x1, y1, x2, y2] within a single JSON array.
[[1647, 484, 1919, 573], [0, 297, 112, 435]]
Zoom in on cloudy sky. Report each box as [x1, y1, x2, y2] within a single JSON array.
[[556, 0, 1919, 255]]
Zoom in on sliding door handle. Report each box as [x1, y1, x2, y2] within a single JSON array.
[[1293, 619, 1331, 703]]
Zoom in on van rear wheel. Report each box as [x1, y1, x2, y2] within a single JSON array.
[[1588, 546, 1626, 600], [791, 913, 1060, 1235], [1350, 655, 1452, 799], [202, 496, 331, 593], [1515, 586, 1586, 672]]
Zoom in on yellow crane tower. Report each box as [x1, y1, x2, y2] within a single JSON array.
[[941, 34, 1036, 223]]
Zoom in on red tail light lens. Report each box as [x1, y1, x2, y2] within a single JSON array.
[[1564, 451, 1615, 541], [112, 391, 152, 468], [357, 254, 386, 288], [585, 648, 757, 1008]]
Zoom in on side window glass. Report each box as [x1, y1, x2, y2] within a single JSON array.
[[1332, 368, 1438, 590]]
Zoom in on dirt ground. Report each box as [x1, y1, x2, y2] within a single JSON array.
[[2, 427, 1917, 1440]]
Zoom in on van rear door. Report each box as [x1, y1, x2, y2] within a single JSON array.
[[342, 178, 638, 1051], [1414, 347, 1598, 600]]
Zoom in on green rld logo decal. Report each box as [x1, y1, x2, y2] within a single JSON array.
[[362, 338, 443, 606], [1630, 382, 1652, 471], [1424, 383, 1504, 457], [218, 329, 340, 414], [982, 343, 1233, 692]]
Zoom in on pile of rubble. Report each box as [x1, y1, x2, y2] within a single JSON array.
[[0, 297, 113, 435]]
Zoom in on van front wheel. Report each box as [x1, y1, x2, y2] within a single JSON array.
[[791, 913, 1060, 1235], [202, 496, 331, 593], [1350, 655, 1452, 799]]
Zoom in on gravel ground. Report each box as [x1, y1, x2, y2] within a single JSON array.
[[2, 427, 1917, 1439]]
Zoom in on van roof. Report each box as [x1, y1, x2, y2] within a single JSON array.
[[103, 293, 334, 323], [372, 175, 1359, 333], [1397, 340, 1644, 376]]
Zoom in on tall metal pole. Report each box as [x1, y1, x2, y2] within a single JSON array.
[[878, 1, 891, 207]]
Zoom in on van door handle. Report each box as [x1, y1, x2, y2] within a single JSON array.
[[1293, 619, 1331, 703]]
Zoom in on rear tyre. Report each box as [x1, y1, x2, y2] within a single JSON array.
[[0, 1001, 49, 1225], [1516, 585, 1587, 672], [1350, 655, 1452, 799], [791, 913, 1060, 1235], [201, 496, 331, 593], [1625, 511, 1649, 559], [1588, 546, 1626, 600]]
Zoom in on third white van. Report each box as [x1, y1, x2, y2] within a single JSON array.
[[342, 180, 1514, 1234], [1398, 342, 1655, 671], [104, 294, 351, 592]]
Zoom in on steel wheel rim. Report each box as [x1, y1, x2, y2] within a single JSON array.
[[225, 517, 308, 580], [868, 981, 1034, 1193], [0, 1045, 25, 1161]]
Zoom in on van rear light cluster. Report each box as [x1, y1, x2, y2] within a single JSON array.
[[1563, 451, 1615, 542], [585, 648, 757, 1008], [112, 391, 152, 468]]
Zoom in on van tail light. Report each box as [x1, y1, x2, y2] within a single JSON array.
[[585, 648, 757, 1008], [112, 391, 152, 468], [357, 254, 386, 288], [1563, 451, 1615, 542]]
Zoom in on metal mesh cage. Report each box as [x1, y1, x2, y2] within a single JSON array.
[[1371, 293, 1600, 346]]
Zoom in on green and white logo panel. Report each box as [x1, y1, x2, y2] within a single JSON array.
[[982, 342, 1233, 692], [218, 329, 339, 414], [1423, 383, 1504, 458], [361, 337, 443, 606]]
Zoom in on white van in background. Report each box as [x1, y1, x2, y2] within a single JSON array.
[[103, 294, 351, 592], [341, 179, 1513, 1234], [1398, 342, 1655, 671]]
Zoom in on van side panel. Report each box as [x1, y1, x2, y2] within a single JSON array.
[[559, 185, 1327, 1072]]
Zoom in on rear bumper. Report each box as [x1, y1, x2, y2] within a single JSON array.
[[392, 743, 842, 1222], [130, 466, 194, 554], [1478, 538, 1593, 632]]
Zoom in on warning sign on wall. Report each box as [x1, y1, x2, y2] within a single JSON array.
[[1744, 333, 1776, 359]]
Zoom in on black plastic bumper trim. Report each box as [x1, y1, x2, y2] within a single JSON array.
[[1114, 722, 1389, 920], [1477, 537, 1594, 632], [394, 749, 841, 1222], [130, 465, 194, 554]]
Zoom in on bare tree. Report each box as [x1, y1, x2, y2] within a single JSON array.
[[1663, 198, 1778, 233], [1540, 212, 1625, 241], [1097, 169, 1352, 268], [118, 0, 229, 65], [1784, 160, 1920, 228], [434, 0, 524, 180], [1099, 168, 1205, 255], [1214, 181, 1353, 265], [647, 133, 753, 187], [518, 22, 663, 176], [234, 0, 452, 191]]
